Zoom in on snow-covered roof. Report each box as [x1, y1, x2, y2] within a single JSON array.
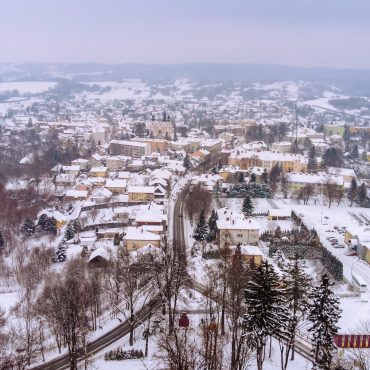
[[88, 247, 111, 262], [127, 186, 155, 194], [233, 244, 264, 256], [327, 167, 356, 178], [268, 209, 291, 217], [105, 179, 127, 188], [65, 189, 88, 198], [124, 227, 161, 241], [286, 172, 344, 186]]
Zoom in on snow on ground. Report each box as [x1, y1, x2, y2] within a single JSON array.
[[0, 81, 56, 93]]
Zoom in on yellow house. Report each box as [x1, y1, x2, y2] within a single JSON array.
[[123, 227, 161, 251], [127, 186, 155, 203], [89, 166, 108, 178], [236, 244, 263, 266]]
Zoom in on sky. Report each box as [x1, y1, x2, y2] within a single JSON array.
[[0, 0, 370, 69]]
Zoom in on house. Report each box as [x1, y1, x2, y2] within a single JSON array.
[[133, 138, 168, 153], [109, 140, 151, 158], [127, 186, 155, 203], [65, 189, 89, 200], [231, 244, 264, 266], [229, 149, 308, 172], [154, 185, 167, 199], [286, 172, 344, 192], [216, 208, 260, 247], [88, 247, 110, 267], [55, 173, 76, 187], [271, 141, 292, 153], [123, 226, 161, 251], [105, 179, 127, 194], [267, 209, 291, 221], [90, 166, 108, 177], [71, 158, 89, 170], [91, 188, 113, 203], [61, 165, 80, 175]]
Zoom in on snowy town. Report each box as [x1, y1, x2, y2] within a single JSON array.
[[0, 73, 369, 370]]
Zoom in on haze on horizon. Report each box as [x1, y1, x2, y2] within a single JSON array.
[[1, 0, 370, 69]]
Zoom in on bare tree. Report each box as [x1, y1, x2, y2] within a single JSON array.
[[185, 184, 212, 222], [38, 259, 94, 370], [105, 249, 154, 346], [156, 329, 200, 370], [323, 182, 341, 208]]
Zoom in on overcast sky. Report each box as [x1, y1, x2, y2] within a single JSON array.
[[1, 0, 370, 68]]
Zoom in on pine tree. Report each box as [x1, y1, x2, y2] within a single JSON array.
[[350, 143, 359, 159], [65, 223, 75, 241], [308, 146, 317, 172], [238, 172, 245, 183], [250, 173, 257, 183], [280, 173, 288, 199], [242, 196, 254, 217], [343, 124, 351, 144], [281, 254, 311, 368], [308, 274, 341, 370], [44, 217, 57, 235], [206, 209, 218, 242], [244, 261, 289, 370], [114, 233, 121, 246], [260, 169, 268, 184], [183, 154, 191, 171], [193, 210, 208, 243], [37, 214, 48, 230], [53, 242, 67, 262], [0, 230, 4, 252], [357, 183, 368, 207], [347, 178, 357, 207], [21, 218, 36, 236]]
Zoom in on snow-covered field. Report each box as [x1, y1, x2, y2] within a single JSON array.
[[0, 81, 56, 93]]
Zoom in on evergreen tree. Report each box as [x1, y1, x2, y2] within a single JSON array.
[[37, 214, 48, 230], [206, 209, 218, 242], [244, 261, 289, 370], [357, 183, 368, 207], [114, 233, 121, 246], [260, 169, 268, 184], [238, 172, 245, 183], [72, 219, 82, 234], [44, 217, 57, 235], [281, 254, 311, 368], [65, 223, 75, 241], [193, 210, 208, 243], [308, 274, 341, 370], [323, 147, 343, 168], [0, 230, 4, 252], [350, 143, 359, 159], [53, 242, 67, 262], [242, 196, 254, 217], [280, 173, 288, 199], [343, 124, 351, 144], [250, 173, 257, 183], [183, 154, 191, 171], [347, 178, 357, 207], [21, 218, 36, 236], [308, 146, 317, 172]]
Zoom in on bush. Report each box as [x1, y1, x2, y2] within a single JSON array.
[[104, 348, 144, 361]]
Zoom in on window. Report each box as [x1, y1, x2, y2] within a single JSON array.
[[237, 233, 243, 238]]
